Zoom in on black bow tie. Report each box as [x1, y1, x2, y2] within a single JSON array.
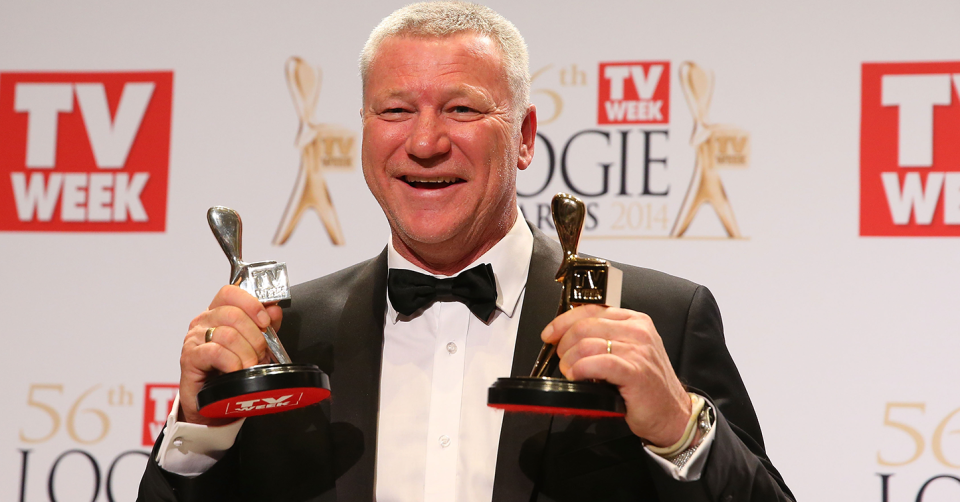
[[387, 264, 499, 320]]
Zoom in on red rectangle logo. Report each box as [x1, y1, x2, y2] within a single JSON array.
[[0, 71, 172, 232], [598, 61, 670, 125], [860, 62, 960, 236], [142, 383, 178, 446]]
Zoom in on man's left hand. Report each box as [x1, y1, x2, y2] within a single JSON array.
[[541, 304, 692, 447]]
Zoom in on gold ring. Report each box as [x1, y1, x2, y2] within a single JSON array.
[[205, 327, 216, 343], [606, 339, 613, 354]]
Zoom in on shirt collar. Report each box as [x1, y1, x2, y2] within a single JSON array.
[[386, 213, 533, 323]]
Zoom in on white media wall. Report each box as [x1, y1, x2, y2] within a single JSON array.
[[3, 1, 960, 500]]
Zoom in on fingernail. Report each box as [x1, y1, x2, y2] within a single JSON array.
[[541, 324, 553, 342], [257, 311, 271, 328]]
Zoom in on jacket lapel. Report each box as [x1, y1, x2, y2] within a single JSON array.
[[492, 224, 563, 501], [330, 249, 388, 502]]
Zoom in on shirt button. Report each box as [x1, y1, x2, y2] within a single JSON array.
[[172, 437, 184, 448], [446, 342, 458, 354], [439, 435, 451, 447]]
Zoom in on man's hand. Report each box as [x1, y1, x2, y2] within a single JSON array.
[[178, 285, 282, 426], [541, 304, 692, 448]]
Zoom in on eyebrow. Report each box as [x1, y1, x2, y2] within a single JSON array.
[[372, 83, 493, 104]]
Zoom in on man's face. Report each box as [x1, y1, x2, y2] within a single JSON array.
[[361, 33, 535, 266]]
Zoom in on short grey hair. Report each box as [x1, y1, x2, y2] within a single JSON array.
[[360, 1, 531, 118]]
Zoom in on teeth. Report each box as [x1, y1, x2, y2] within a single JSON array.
[[404, 176, 459, 183]]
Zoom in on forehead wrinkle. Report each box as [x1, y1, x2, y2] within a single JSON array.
[[446, 83, 501, 110], [372, 81, 497, 108]]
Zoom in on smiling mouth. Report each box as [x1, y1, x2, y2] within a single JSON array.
[[402, 176, 464, 189]]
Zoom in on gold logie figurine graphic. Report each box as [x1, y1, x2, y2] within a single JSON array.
[[274, 57, 357, 246], [671, 61, 750, 238]]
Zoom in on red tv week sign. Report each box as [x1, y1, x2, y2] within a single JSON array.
[[861, 62, 960, 236], [0, 71, 172, 232], [143, 383, 178, 446], [598, 61, 670, 125]]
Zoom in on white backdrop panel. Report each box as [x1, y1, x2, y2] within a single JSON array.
[[2, 1, 960, 501]]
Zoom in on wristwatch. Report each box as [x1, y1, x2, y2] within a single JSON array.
[[669, 400, 715, 469]]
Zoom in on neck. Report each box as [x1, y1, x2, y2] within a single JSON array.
[[393, 210, 518, 276]]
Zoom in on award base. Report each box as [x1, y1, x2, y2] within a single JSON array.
[[487, 377, 625, 417], [197, 363, 330, 418]]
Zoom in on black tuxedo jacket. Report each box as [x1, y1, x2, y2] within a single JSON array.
[[139, 225, 794, 502]]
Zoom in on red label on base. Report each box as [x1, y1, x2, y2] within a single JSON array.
[[199, 387, 330, 418]]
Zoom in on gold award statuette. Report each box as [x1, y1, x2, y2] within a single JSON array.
[[671, 61, 749, 238], [274, 57, 357, 246], [487, 193, 626, 417], [197, 206, 330, 419], [553, 194, 622, 312]]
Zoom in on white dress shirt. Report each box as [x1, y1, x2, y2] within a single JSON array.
[[375, 214, 532, 502], [156, 213, 715, 496]]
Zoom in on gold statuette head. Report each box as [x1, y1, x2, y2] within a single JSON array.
[[550, 193, 621, 312]]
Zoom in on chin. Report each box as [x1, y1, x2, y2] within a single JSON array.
[[394, 215, 466, 246], [398, 226, 461, 246]]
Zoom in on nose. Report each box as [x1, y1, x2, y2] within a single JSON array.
[[405, 110, 451, 161]]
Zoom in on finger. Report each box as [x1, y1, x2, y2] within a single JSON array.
[[182, 336, 247, 376], [179, 342, 245, 425], [206, 285, 273, 330], [556, 337, 617, 377], [196, 325, 264, 368], [196, 304, 269, 358], [554, 316, 656, 360], [541, 305, 637, 344], [264, 304, 283, 332], [567, 353, 640, 388], [568, 348, 679, 395]]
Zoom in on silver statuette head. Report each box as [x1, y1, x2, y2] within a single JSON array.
[[207, 206, 291, 303]]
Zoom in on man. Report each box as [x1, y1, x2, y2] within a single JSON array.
[[139, 3, 794, 501]]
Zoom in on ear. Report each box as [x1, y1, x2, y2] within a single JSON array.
[[516, 104, 537, 171]]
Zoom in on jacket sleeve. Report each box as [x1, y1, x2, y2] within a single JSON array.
[[646, 285, 795, 502], [137, 428, 245, 501]]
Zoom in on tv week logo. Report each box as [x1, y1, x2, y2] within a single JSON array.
[[142, 383, 178, 446], [598, 61, 670, 125], [0, 71, 172, 232], [861, 62, 960, 236], [226, 394, 300, 415]]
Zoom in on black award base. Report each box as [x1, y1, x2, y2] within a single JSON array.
[[197, 363, 330, 418], [487, 376, 625, 417]]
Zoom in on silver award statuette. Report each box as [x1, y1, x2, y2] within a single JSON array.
[[487, 193, 626, 417], [208, 207, 292, 364], [196, 207, 330, 419]]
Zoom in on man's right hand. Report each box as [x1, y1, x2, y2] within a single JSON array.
[[178, 285, 283, 426]]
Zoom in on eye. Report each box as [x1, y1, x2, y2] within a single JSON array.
[[378, 106, 412, 120], [447, 105, 482, 120]]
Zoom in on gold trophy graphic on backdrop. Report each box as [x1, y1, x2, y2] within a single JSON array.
[[274, 57, 357, 246], [488, 193, 626, 417], [671, 61, 750, 238]]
